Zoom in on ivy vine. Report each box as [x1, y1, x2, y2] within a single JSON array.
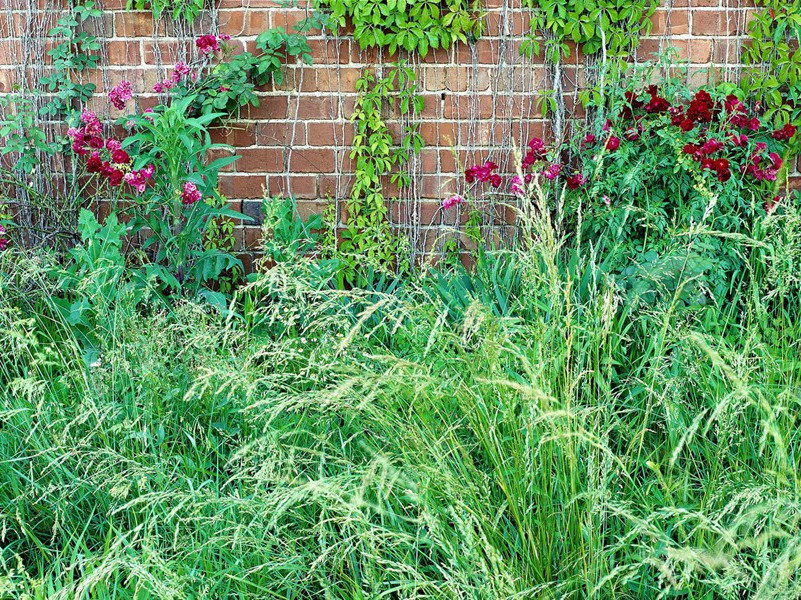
[[522, 0, 657, 61], [742, 0, 801, 129], [126, 0, 205, 23], [318, 0, 482, 56], [325, 64, 423, 285]]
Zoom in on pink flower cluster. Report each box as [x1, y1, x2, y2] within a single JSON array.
[[123, 164, 155, 194], [442, 194, 464, 210], [109, 80, 133, 110], [69, 108, 155, 192], [154, 61, 195, 93], [742, 147, 783, 182], [460, 136, 587, 204], [465, 160, 502, 188], [0, 225, 8, 251], [181, 182, 202, 206], [196, 34, 221, 54]]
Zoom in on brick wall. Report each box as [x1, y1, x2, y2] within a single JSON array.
[[0, 0, 762, 267]]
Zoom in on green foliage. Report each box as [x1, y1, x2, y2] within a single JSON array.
[[742, 0, 801, 130], [521, 0, 657, 62], [327, 64, 423, 286], [0, 97, 57, 175], [126, 0, 204, 22], [39, 1, 100, 117], [261, 196, 323, 263], [571, 75, 791, 303], [172, 28, 312, 120], [319, 0, 483, 56], [3, 197, 801, 595], [121, 95, 248, 295], [203, 193, 242, 295]]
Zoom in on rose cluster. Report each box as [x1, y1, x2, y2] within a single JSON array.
[[68, 108, 155, 193], [614, 86, 796, 194], [451, 136, 588, 208], [109, 80, 133, 111]]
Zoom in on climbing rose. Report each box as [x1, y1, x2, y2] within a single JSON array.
[[124, 164, 155, 194], [181, 182, 202, 206], [174, 61, 190, 78], [772, 123, 797, 141], [543, 163, 561, 180], [109, 80, 133, 110], [510, 176, 525, 197], [605, 136, 620, 151], [566, 173, 586, 190], [464, 161, 498, 184], [196, 34, 220, 54], [111, 148, 130, 165], [442, 194, 465, 209]]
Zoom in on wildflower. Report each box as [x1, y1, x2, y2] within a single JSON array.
[[181, 181, 202, 205], [442, 194, 465, 209], [109, 80, 133, 110], [196, 34, 220, 54]]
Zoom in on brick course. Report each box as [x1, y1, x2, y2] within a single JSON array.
[[0, 0, 776, 263]]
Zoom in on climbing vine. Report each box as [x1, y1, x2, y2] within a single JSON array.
[[126, 0, 205, 23], [318, 0, 483, 56], [40, 0, 101, 117], [521, 0, 657, 61], [311, 0, 481, 279], [742, 0, 801, 131], [326, 64, 423, 285]]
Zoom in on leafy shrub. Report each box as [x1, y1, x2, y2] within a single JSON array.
[[448, 70, 798, 304]]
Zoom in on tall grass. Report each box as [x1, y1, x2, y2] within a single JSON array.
[[1, 199, 801, 598]]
